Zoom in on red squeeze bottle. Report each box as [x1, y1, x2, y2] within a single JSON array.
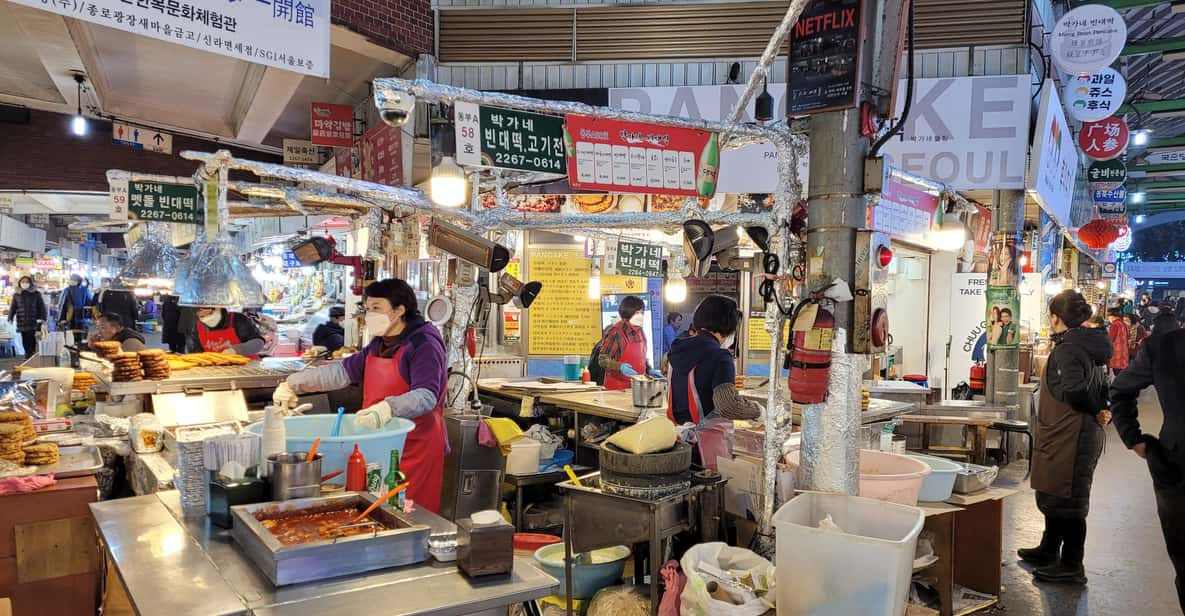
[[346, 444, 367, 492]]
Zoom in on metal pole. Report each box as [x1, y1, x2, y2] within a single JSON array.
[[799, 108, 869, 495], [986, 189, 1024, 407]]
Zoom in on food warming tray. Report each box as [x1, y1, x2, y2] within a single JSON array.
[[35, 445, 103, 478], [230, 492, 430, 586]]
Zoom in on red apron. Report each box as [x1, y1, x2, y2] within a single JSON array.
[[603, 324, 648, 391], [667, 367, 704, 425], [362, 345, 446, 513], [197, 313, 260, 359]]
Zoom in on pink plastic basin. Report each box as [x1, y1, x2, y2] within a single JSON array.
[[784, 448, 931, 506]]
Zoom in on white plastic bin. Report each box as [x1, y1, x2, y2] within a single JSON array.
[[774, 492, 925, 616], [906, 453, 962, 502], [783, 449, 931, 506], [506, 439, 543, 474]]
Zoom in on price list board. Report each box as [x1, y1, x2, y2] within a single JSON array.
[[526, 249, 603, 356], [455, 102, 566, 174], [564, 115, 719, 198]]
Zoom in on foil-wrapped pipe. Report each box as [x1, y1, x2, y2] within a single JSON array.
[[797, 328, 865, 495]]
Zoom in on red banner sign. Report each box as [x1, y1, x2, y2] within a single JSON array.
[[310, 102, 354, 148], [361, 124, 403, 187], [563, 115, 719, 198], [1078, 116, 1128, 161]]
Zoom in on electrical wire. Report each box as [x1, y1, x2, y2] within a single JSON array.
[[869, 0, 915, 157], [757, 252, 795, 317]]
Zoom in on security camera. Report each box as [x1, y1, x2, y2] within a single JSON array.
[[379, 90, 416, 127]]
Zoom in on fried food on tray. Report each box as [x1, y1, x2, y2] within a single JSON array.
[[166, 352, 252, 368], [257, 508, 380, 546], [573, 194, 615, 213]]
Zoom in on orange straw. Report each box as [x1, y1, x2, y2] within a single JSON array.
[[305, 437, 321, 462], [350, 482, 409, 525]]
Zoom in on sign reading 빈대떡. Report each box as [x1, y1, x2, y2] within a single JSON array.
[[8, 0, 331, 78], [614, 241, 663, 278], [454, 102, 567, 174], [128, 181, 203, 225]]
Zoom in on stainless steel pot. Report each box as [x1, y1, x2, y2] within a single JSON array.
[[630, 376, 668, 408], [267, 452, 322, 501]]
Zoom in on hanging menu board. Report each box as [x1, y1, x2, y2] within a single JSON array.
[[787, 0, 864, 115], [526, 249, 644, 355], [564, 114, 719, 198]]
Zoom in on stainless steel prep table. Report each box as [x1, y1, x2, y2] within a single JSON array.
[[738, 388, 916, 425], [91, 491, 558, 616]]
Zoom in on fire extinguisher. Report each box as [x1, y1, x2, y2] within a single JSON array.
[[783, 297, 836, 405]]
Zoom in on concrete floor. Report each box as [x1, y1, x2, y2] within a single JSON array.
[[993, 387, 1180, 615]]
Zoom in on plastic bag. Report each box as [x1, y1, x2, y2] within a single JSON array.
[[525, 423, 563, 460], [680, 542, 774, 616], [606, 416, 676, 454], [587, 584, 651, 616]]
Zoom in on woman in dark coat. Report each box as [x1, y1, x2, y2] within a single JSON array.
[[1022, 290, 1113, 584], [8, 275, 47, 359]]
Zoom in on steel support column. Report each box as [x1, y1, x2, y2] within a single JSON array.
[[986, 189, 1024, 407]]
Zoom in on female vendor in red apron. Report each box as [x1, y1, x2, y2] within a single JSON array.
[[273, 279, 449, 512], [192, 307, 264, 358], [598, 295, 663, 390]]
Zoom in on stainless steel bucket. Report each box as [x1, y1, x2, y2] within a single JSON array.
[[630, 376, 668, 408], [267, 452, 322, 501]]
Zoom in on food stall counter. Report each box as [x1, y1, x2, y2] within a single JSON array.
[[536, 390, 640, 423], [92, 358, 308, 396], [91, 491, 559, 616]]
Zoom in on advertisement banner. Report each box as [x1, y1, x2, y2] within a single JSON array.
[[949, 273, 989, 393], [787, 0, 863, 115], [608, 84, 802, 194], [1079, 117, 1129, 161], [9, 0, 330, 78], [1062, 69, 1126, 123], [564, 114, 719, 198], [361, 124, 403, 187], [310, 103, 354, 147], [985, 286, 1021, 350], [881, 75, 1030, 190], [335, 146, 361, 180], [455, 102, 566, 174], [1050, 4, 1127, 75], [1027, 80, 1079, 229], [871, 166, 941, 240]]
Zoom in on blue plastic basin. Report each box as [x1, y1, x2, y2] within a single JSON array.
[[246, 415, 415, 484], [534, 543, 629, 599]]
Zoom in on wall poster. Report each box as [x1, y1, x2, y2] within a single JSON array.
[[986, 286, 1020, 350]]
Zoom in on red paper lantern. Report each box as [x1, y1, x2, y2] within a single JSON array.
[[1078, 219, 1120, 250]]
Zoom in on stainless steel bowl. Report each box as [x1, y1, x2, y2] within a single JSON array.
[[630, 375, 668, 408]]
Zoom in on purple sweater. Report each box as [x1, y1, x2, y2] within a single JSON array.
[[341, 319, 448, 404]]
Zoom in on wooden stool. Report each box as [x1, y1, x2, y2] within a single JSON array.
[[900, 415, 994, 465]]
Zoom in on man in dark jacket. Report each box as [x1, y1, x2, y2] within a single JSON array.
[[8, 276, 46, 359], [58, 274, 91, 345], [93, 286, 140, 335], [1110, 328, 1185, 613], [158, 295, 186, 353], [312, 306, 347, 353], [87, 313, 147, 352]]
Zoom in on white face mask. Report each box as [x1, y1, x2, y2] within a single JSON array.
[[199, 312, 222, 328], [365, 312, 392, 338], [19, 282, 30, 290], [629, 313, 645, 327], [722, 333, 736, 348], [69, 280, 79, 287]]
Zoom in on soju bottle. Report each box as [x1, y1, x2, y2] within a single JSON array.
[[696, 133, 720, 197], [384, 449, 407, 509]]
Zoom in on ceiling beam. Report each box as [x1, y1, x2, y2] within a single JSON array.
[[1145, 136, 1185, 150], [232, 66, 305, 144], [1071, 0, 1170, 8], [331, 25, 411, 69], [8, 4, 101, 114], [1130, 180, 1185, 191], [1117, 99, 1185, 115], [1130, 162, 1185, 176], [1122, 35, 1185, 57]]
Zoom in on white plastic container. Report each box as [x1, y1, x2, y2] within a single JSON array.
[[774, 492, 924, 616], [906, 453, 962, 502], [506, 439, 543, 474], [783, 449, 931, 506]]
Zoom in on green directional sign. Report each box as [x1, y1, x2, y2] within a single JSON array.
[[128, 181, 203, 225], [454, 102, 567, 174]]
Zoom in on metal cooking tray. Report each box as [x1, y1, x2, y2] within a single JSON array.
[[35, 445, 103, 478], [230, 492, 431, 586]]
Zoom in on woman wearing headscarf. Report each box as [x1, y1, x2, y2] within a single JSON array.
[[1022, 290, 1112, 584]]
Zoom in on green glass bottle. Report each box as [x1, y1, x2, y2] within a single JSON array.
[[696, 132, 720, 197], [384, 449, 407, 509]]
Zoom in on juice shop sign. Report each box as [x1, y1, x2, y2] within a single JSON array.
[[881, 75, 1031, 191]]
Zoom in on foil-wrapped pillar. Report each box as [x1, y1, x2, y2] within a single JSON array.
[[798, 328, 864, 494], [986, 189, 1024, 407], [444, 283, 481, 414]]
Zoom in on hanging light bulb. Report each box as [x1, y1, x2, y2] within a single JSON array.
[[1044, 278, 1064, 295], [665, 269, 687, 303], [70, 74, 88, 137], [429, 156, 468, 207], [755, 78, 774, 123], [928, 211, 967, 251]]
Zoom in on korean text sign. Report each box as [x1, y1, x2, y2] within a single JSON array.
[[615, 242, 663, 278], [871, 166, 940, 240], [564, 114, 719, 198], [10, 0, 331, 78], [361, 124, 404, 187], [454, 102, 566, 174], [310, 103, 354, 147], [128, 182, 203, 225]]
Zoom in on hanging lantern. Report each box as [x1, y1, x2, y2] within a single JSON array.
[[1078, 219, 1120, 250]]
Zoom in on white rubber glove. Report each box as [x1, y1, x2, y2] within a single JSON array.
[[222, 347, 239, 355], [354, 399, 393, 431], [273, 382, 300, 410]]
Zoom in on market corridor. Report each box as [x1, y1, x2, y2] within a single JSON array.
[[998, 387, 1178, 615]]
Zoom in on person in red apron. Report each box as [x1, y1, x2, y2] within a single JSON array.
[[597, 296, 662, 390], [190, 307, 265, 358], [666, 295, 761, 426], [273, 279, 448, 513]]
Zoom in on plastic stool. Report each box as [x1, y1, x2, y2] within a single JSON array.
[[991, 419, 1033, 479]]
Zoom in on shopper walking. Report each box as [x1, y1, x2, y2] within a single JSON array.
[[1107, 307, 1130, 376], [1022, 290, 1112, 584], [1110, 326, 1185, 613], [8, 276, 47, 359], [1124, 313, 1148, 359]]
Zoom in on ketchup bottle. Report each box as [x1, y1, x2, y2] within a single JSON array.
[[346, 444, 367, 492]]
